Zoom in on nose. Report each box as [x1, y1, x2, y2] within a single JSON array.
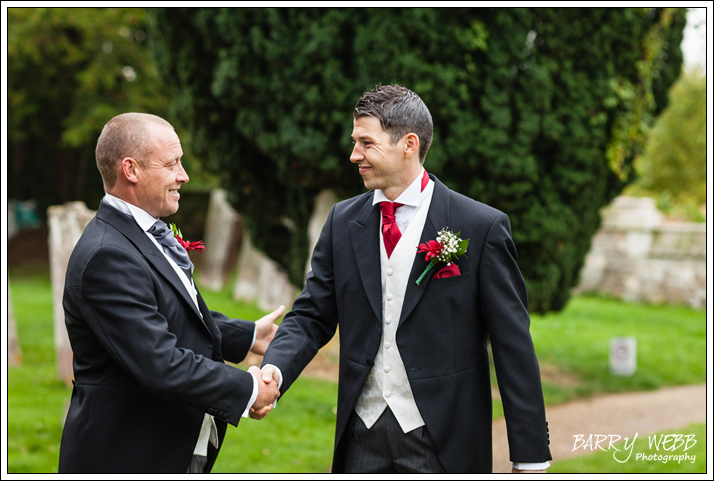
[[177, 162, 189, 184], [350, 143, 363, 164]]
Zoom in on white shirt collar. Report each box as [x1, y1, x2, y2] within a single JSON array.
[[103, 193, 159, 232], [373, 168, 426, 207]]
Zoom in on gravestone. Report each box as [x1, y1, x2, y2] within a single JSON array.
[[233, 230, 298, 312], [305, 190, 338, 278], [8, 288, 22, 367], [233, 189, 338, 312], [199, 189, 243, 291], [610, 337, 637, 376], [8, 199, 18, 240], [48, 201, 96, 385]]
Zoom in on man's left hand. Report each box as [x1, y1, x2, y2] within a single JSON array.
[[250, 305, 284, 355]]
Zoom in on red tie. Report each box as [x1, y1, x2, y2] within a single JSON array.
[[380, 170, 430, 258], [380, 201, 404, 258]]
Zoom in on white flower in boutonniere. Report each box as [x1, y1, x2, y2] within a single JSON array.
[[415, 228, 469, 285]]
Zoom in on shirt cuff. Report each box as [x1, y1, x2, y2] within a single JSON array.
[[262, 363, 283, 408], [512, 461, 550, 471], [249, 323, 257, 351], [241, 370, 260, 418]]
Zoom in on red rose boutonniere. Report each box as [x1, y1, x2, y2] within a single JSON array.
[[415, 228, 469, 285], [169, 223, 205, 253]]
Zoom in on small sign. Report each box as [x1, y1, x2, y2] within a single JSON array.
[[610, 337, 637, 376]]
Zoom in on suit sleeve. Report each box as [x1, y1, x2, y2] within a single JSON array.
[[479, 213, 552, 463], [79, 246, 254, 427], [261, 205, 339, 395], [209, 310, 255, 364]]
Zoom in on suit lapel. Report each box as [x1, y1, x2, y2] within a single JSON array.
[[96, 202, 208, 330], [399, 174, 451, 327], [348, 193, 383, 327]]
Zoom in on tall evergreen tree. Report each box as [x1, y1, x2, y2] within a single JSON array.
[[150, 7, 685, 312], [8, 8, 168, 216]]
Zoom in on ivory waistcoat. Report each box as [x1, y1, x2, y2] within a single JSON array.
[[354, 192, 433, 433]]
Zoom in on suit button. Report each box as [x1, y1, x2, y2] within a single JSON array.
[[387, 269, 393, 276], [386, 294, 393, 301], [385, 391, 392, 398], [384, 366, 391, 373], [385, 342, 391, 349], [385, 317, 392, 324]]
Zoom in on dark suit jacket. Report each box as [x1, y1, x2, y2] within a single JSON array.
[[262, 174, 551, 473], [58, 201, 256, 473]]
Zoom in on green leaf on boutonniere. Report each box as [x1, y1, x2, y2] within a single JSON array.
[[457, 238, 469, 257], [168, 222, 182, 239]]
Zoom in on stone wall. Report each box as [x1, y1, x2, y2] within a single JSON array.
[[575, 196, 706, 309]]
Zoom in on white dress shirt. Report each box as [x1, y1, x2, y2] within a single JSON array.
[[102, 194, 259, 458]]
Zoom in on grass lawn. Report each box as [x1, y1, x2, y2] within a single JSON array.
[[8, 265, 70, 473], [549, 423, 706, 473], [528, 295, 706, 405], [7, 264, 706, 472]]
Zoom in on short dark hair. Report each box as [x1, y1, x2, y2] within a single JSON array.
[[353, 84, 433, 164], [95, 113, 174, 188]]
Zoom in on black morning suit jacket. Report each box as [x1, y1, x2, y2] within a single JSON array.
[[58, 201, 256, 473], [262, 174, 552, 473]]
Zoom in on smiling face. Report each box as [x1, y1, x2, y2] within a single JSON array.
[[134, 125, 188, 218], [350, 116, 418, 200]]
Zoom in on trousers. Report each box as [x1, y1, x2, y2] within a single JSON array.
[[343, 408, 445, 473]]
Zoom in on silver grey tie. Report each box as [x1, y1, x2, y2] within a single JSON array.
[[148, 219, 193, 281]]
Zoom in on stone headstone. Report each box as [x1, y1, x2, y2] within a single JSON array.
[[48, 201, 96, 385], [233, 229, 298, 312], [8, 199, 19, 240], [199, 189, 243, 291], [8, 287, 22, 367], [305, 190, 338, 278], [610, 337, 637, 376]]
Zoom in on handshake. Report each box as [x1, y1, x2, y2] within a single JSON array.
[[247, 365, 281, 420]]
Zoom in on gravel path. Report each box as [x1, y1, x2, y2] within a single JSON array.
[[491, 384, 707, 473]]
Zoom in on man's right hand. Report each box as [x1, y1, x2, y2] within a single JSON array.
[[247, 366, 279, 420], [260, 364, 281, 386]]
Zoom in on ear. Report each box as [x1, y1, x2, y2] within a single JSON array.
[[403, 133, 420, 161], [120, 157, 141, 184]]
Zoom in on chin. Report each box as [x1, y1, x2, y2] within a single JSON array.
[[160, 204, 180, 218]]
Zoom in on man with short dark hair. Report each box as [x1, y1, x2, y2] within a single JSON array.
[[260, 85, 551, 473], [58, 112, 282, 473]]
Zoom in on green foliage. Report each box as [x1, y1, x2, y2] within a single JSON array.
[[151, 7, 685, 312], [627, 68, 706, 222], [7, 8, 169, 217], [549, 423, 706, 473]]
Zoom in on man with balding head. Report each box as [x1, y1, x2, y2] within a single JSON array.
[[58, 113, 282, 473]]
